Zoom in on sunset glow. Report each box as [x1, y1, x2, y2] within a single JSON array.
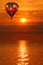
[[20, 18, 27, 23], [0, 0, 43, 26]]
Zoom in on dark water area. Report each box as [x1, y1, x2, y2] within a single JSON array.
[[0, 32, 43, 41], [0, 32, 43, 65]]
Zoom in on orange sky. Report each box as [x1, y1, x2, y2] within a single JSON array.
[[0, 0, 43, 12], [0, 0, 43, 25]]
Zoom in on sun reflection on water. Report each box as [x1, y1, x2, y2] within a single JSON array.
[[17, 40, 30, 65]]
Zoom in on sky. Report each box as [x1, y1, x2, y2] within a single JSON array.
[[0, 0, 43, 27], [0, 0, 43, 12]]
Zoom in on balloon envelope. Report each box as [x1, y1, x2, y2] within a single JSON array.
[[5, 2, 19, 17]]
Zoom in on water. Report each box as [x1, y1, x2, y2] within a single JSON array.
[[0, 40, 43, 65]]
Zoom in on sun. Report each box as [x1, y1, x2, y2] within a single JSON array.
[[20, 18, 27, 23]]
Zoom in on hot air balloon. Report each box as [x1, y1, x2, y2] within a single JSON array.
[[5, 2, 19, 20]]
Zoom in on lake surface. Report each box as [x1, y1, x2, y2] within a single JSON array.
[[0, 39, 43, 65]]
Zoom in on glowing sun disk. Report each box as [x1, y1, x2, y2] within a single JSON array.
[[20, 18, 27, 23]]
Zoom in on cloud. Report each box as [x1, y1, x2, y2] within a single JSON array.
[[0, 0, 43, 11]]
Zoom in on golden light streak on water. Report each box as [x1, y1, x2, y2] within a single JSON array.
[[17, 40, 30, 65]]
